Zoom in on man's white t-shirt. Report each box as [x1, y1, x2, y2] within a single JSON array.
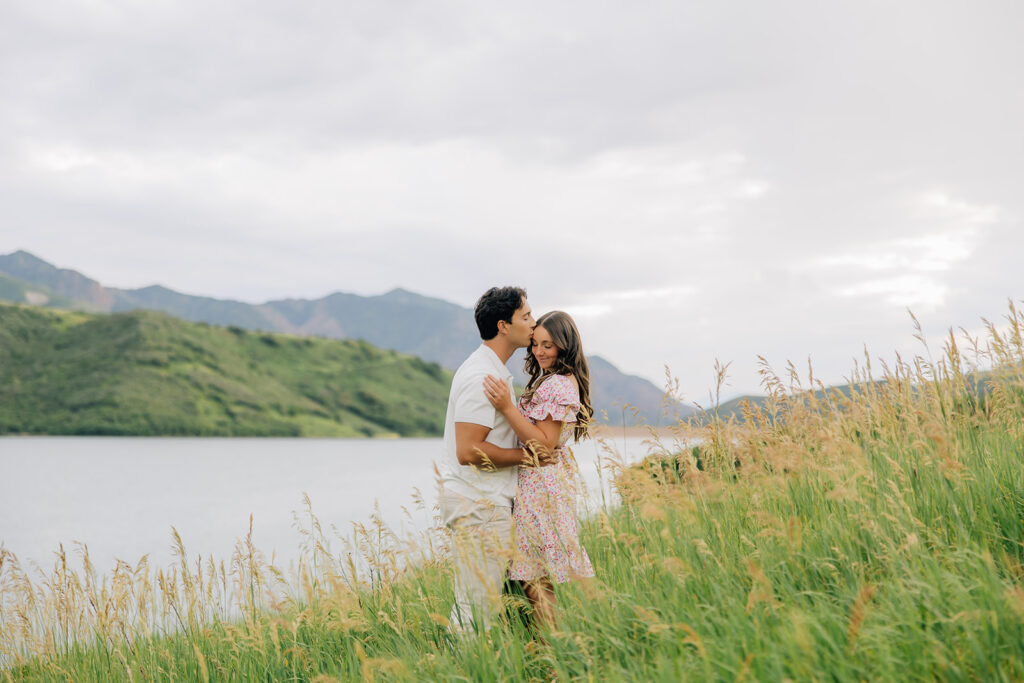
[[438, 344, 518, 507]]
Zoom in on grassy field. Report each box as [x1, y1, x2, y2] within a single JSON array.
[[0, 303, 452, 437], [2, 305, 1023, 680]]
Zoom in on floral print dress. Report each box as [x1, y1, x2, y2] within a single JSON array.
[[509, 374, 595, 584]]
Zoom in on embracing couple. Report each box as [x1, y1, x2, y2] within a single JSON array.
[[437, 286, 594, 634]]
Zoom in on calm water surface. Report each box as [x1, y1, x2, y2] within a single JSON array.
[[0, 435, 659, 573]]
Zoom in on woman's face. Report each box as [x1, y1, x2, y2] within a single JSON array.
[[531, 324, 559, 370]]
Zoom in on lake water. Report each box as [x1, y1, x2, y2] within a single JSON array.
[[0, 435, 665, 575]]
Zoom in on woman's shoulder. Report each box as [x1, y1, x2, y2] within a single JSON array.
[[536, 373, 580, 401], [523, 373, 581, 423]]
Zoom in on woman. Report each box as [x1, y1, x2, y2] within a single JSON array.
[[482, 310, 595, 629]]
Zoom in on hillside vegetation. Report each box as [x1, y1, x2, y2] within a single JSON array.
[[0, 303, 451, 437], [2, 303, 1022, 679]]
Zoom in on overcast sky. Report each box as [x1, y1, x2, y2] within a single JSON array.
[[2, 1, 1022, 400]]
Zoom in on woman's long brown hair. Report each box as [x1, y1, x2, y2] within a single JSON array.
[[520, 311, 593, 442]]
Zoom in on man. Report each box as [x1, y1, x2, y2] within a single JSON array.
[[438, 285, 538, 632]]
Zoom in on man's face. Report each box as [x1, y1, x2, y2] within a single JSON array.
[[504, 300, 536, 349]]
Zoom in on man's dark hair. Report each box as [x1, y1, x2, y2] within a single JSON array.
[[474, 286, 527, 340]]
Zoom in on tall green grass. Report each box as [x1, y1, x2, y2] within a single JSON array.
[[2, 304, 1023, 680]]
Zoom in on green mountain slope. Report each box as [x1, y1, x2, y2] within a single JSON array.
[[0, 304, 451, 437]]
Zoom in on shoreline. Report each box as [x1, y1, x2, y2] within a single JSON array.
[[589, 423, 697, 439], [0, 425, 692, 440]]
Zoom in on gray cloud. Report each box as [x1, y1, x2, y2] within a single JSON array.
[[1, 0, 1022, 396]]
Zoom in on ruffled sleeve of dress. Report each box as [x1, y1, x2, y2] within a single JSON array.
[[522, 374, 582, 423]]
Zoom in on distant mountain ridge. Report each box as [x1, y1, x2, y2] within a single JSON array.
[[0, 250, 688, 425]]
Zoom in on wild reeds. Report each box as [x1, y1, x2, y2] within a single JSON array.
[[2, 301, 1023, 680]]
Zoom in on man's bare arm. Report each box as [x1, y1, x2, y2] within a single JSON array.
[[455, 422, 553, 468]]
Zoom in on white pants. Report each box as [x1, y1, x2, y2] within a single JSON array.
[[439, 488, 513, 633]]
